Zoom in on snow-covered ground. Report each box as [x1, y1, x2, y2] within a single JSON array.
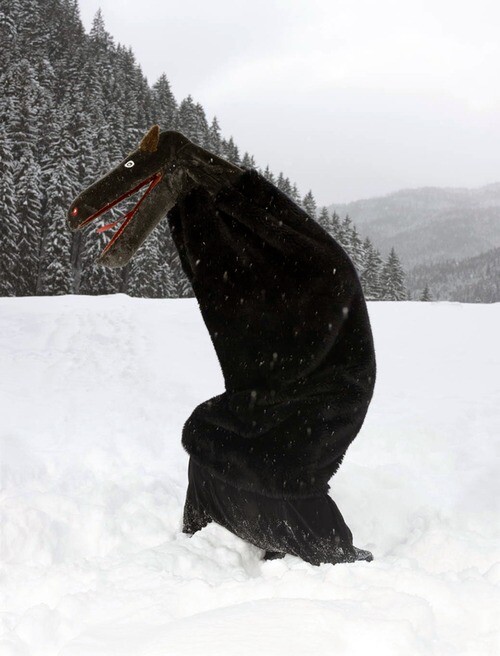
[[0, 295, 498, 655]]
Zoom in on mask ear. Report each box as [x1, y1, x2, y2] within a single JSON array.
[[139, 124, 160, 152]]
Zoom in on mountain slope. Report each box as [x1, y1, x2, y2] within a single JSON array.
[[329, 183, 500, 268], [407, 245, 500, 302]]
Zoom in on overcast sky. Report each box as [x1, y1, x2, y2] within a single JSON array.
[[79, 0, 500, 204]]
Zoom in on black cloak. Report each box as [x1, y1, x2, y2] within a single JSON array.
[[167, 169, 376, 499]]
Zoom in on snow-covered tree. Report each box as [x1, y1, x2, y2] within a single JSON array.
[[318, 208, 341, 240], [8, 57, 46, 296], [116, 45, 144, 151], [39, 113, 77, 294], [328, 211, 341, 240], [241, 152, 256, 169], [177, 96, 211, 148], [302, 190, 317, 218], [207, 117, 222, 155], [221, 136, 240, 165], [15, 152, 43, 295], [127, 233, 164, 298], [156, 219, 192, 297], [262, 165, 276, 185], [381, 247, 407, 300], [275, 173, 291, 197], [420, 284, 432, 301], [0, 124, 19, 296], [337, 215, 353, 250], [361, 238, 383, 300], [0, 3, 19, 79], [290, 183, 301, 205], [152, 73, 177, 130], [317, 206, 330, 231], [350, 225, 365, 272]]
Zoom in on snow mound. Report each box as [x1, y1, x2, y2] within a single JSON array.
[[1, 295, 498, 655]]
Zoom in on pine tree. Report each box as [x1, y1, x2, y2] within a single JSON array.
[[262, 165, 276, 184], [152, 73, 177, 130], [420, 284, 432, 301], [317, 206, 330, 231], [380, 247, 407, 300], [88, 10, 125, 164], [241, 152, 256, 169], [338, 215, 353, 250], [0, 123, 19, 295], [361, 238, 383, 300], [177, 95, 198, 142], [290, 183, 301, 205], [39, 112, 77, 295], [168, 96, 209, 148], [66, 70, 99, 292], [328, 211, 341, 240], [157, 259, 178, 298], [15, 152, 43, 295], [277, 173, 292, 197], [350, 225, 365, 272], [127, 234, 163, 297], [10, 0, 53, 89], [0, 3, 19, 81], [157, 220, 193, 297], [318, 208, 341, 239], [43, 0, 85, 103], [79, 229, 123, 295], [135, 64, 155, 133], [177, 96, 211, 148], [207, 117, 222, 155], [117, 45, 143, 151], [194, 103, 210, 148], [6, 56, 46, 162], [89, 8, 115, 59], [156, 226, 180, 298], [302, 190, 317, 219], [8, 57, 46, 296], [221, 136, 240, 165]]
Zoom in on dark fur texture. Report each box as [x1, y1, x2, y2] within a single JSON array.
[[168, 169, 376, 499]]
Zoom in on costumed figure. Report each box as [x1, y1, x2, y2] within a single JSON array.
[[67, 125, 377, 565]]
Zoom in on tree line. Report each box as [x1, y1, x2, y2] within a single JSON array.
[[0, 0, 408, 301], [407, 247, 500, 303]]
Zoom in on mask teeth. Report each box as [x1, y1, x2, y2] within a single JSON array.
[[77, 172, 161, 229], [100, 172, 163, 256]]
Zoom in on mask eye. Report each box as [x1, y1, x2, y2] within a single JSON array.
[[124, 160, 135, 168]]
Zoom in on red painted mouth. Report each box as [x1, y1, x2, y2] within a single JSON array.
[[77, 172, 163, 257]]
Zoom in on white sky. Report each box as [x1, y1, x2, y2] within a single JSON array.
[[79, 0, 500, 204]]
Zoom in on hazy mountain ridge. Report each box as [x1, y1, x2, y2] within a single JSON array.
[[407, 246, 500, 302], [329, 183, 500, 269]]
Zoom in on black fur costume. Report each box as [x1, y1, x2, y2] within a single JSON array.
[[67, 124, 377, 563], [167, 169, 376, 503]]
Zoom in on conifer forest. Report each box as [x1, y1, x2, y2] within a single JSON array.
[[0, 0, 409, 300]]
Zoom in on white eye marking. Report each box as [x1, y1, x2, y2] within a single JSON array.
[[124, 160, 135, 168]]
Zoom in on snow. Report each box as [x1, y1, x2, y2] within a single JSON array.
[[0, 295, 499, 655]]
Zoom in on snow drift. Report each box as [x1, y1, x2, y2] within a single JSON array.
[[0, 296, 498, 655]]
